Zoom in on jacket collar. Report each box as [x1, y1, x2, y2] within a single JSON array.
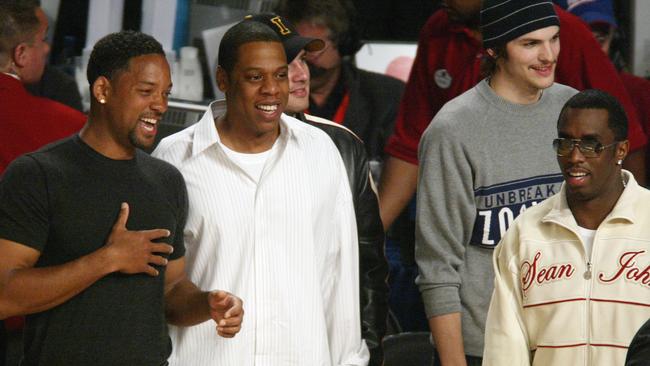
[[542, 170, 638, 228], [191, 99, 296, 157]]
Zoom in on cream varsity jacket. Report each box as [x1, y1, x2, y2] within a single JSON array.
[[483, 171, 650, 366]]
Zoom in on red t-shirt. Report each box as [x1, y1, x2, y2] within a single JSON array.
[[386, 6, 648, 164], [620, 71, 650, 175], [620, 72, 650, 136], [1, 73, 86, 174]]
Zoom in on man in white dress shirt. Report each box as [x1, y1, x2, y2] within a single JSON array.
[[153, 19, 369, 365]]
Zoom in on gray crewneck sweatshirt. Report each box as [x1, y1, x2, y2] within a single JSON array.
[[415, 79, 577, 357]]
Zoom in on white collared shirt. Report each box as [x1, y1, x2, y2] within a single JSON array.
[[153, 101, 369, 366]]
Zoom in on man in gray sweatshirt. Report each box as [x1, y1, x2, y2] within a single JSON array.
[[415, 1, 578, 365]]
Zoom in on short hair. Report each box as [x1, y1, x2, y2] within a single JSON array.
[[218, 20, 281, 75], [557, 89, 628, 141], [480, 45, 508, 78], [275, 0, 351, 47], [86, 30, 165, 85], [0, 2, 40, 66]]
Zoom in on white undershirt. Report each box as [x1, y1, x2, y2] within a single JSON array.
[[577, 226, 596, 259], [218, 140, 277, 183]]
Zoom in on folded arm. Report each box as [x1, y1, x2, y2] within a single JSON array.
[[0, 203, 173, 319]]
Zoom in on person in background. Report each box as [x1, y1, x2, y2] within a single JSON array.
[[567, 0, 650, 185], [0, 3, 86, 357], [484, 89, 650, 366], [275, 0, 404, 180], [0, 1, 85, 174], [416, 1, 578, 364], [247, 13, 389, 365], [1, 0, 83, 113], [0, 30, 243, 366], [153, 19, 368, 365]]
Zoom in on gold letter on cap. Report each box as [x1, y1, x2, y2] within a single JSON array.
[[271, 16, 291, 35]]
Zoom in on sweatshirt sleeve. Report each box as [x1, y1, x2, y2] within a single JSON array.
[[414, 116, 477, 317], [483, 225, 531, 366]]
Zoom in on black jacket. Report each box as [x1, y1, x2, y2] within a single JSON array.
[[338, 61, 404, 176], [299, 113, 389, 366], [308, 61, 404, 181], [626, 318, 650, 366]]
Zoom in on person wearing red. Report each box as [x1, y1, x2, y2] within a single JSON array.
[[621, 73, 650, 180], [0, 3, 85, 175], [379, 0, 648, 231], [567, 0, 650, 184]]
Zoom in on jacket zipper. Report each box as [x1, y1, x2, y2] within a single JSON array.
[[584, 228, 599, 366], [547, 219, 595, 366]]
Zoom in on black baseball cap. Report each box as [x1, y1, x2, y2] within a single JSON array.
[[245, 13, 325, 62]]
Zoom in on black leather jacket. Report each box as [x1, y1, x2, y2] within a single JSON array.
[[626, 318, 650, 366], [299, 113, 389, 366]]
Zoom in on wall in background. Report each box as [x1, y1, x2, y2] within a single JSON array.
[[632, 0, 650, 77]]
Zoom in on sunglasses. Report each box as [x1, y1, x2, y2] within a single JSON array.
[[552, 138, 618, 158]]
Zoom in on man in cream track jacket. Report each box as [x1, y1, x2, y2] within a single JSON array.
[[483, 89, 650, 366]]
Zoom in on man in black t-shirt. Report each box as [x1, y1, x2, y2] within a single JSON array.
[[0, 31, 243, 366]]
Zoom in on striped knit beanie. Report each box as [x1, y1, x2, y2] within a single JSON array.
[[481, 0, 559, 49]]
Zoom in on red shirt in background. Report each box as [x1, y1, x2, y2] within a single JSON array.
[[620, 71, 650, 175], [0, 73, 86, 174], [386, 6, 647, 164]]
